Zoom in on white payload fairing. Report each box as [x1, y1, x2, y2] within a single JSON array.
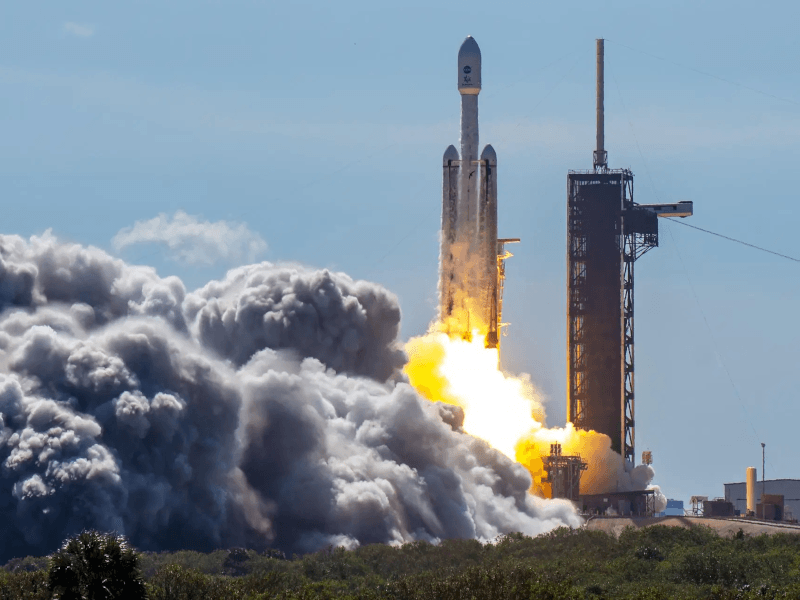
[[440, 36, 516, 349]]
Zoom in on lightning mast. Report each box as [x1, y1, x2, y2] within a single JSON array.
[[566, 40, 693, 465]]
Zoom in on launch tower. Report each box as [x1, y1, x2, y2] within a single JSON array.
[[566, 40, 693, 463]]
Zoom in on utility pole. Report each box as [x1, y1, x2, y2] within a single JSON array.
[[761, 442, 766, 520]]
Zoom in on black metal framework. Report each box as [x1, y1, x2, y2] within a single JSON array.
[[567, 169, 657, 464], [542, 443, 588, 502], [581, 489, 657, 517], [567, 170, 626, 456], [621, 179, 657, 464]]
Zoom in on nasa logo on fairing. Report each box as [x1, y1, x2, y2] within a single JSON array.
[[463, 66, 472, 83]]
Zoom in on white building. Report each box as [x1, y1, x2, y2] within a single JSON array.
[[724, 479, 800, 520]]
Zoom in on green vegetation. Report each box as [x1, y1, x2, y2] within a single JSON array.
[[4, 525, 800, 599], [47, 531, 147, 599]]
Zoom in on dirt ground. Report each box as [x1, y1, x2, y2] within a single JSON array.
[[584, 515, 800, 538]]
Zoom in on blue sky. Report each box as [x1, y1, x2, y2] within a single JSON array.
[[2, 0, 798, 508]]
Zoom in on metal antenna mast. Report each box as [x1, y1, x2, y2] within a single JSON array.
[[593, 39, 607, 172]]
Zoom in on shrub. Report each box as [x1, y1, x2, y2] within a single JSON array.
[[634, 546, 664, 562], [47, 530, 146, 600], [146, 564, 242, 600], [0, 569, 49, 600], [389, 564, 581, 600]]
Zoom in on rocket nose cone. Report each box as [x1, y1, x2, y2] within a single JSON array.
[[458, 36, 481, 60], [443, 145, 460, 163], [458, 36, 481, 94]]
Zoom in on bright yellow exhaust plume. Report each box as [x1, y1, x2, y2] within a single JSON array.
[[405, 331, 623, 497], [406, 331, 543, 460]]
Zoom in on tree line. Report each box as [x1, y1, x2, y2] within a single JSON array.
[[4, 525, 800, 599]]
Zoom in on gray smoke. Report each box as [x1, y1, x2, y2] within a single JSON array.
[[0, 233, 580, 561]]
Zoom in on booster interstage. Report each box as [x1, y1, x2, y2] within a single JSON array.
[[439, 36, 518, 350]]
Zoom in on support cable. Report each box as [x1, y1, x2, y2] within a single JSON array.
[[615, 69, 800, 265], [665, 219, 800, 263], [496, 54, 582, 145], [606, 39, 800, 108], [611, 73, 663, 203], [662, 221, 775, 473], [614, 66, 779, 472], [485, 51, 578, 98]]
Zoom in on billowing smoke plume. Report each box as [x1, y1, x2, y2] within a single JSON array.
[[0, 233, 580, 562]]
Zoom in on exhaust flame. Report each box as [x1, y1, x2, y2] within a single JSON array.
[[406, 331, 544, 460], [405, 330, 664, 502]]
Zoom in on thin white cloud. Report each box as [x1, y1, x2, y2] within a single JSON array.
[[113, 211, 268, 266], [63, 22, 95, 38]]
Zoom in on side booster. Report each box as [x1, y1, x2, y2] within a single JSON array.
[[440, 36, 515, 349]]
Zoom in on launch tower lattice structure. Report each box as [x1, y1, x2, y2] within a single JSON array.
[[567, 169, 657, 461], [566, 39, 692, 465], [542, 443, 587, 502]]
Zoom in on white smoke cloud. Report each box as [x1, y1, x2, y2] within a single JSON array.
[[112, 210, 268, 266], [0, 233, 581, 561]]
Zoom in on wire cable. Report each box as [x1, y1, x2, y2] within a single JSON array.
[[665, 218, 800, 263], [612, 66, 800, 266], [611, 72, 663, 202], [611, 66, 779, 470], [606, 39, 800, 108], [663, 222, 776, 473], [495, 54, 582, 146]]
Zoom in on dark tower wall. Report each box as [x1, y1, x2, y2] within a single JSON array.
[[567, 172, 626, 455]]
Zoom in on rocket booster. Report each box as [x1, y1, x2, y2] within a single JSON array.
[[439, 36, 501, 348]]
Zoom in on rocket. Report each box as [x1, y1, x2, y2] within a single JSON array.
[[440, 36, 511, 349]]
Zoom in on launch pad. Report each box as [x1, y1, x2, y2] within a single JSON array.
[[581, 490, 658, 517], [542, 443, 587, 503]]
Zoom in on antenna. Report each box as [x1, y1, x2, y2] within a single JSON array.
[[593, 39, 608, 171]]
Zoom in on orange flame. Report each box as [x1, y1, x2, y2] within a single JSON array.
[[405, 331, 625, 497]]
